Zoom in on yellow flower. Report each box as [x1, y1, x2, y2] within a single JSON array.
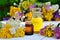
[[22, 1, 30, 9], [6, 33, 12, 38], [14, 27, 25, 37], [14, 33, 19, 37], [10, 6, 20, 17], [44, 12, 53, 21], [43, 25, 54, 37], [25, 11, 32, 20], [42, 5, 54, 21], [4, 24, 11, 29], [0, 24, 13, 38], [19, 30, 25, 37], [42, 6, 47, 16], [16, 28, 22, 33]]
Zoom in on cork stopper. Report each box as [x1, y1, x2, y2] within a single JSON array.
[[26, 21, 32, 24]]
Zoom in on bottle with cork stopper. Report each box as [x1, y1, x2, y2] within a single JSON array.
[[25, 20, 33, 35]]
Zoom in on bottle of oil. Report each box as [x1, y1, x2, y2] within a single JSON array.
[[31, 8, 43, 33], [25, 20, 33, 35]]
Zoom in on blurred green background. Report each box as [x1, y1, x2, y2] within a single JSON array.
[[0, 0, 60, 21]]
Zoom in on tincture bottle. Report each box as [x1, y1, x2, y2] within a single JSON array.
[[25, 21, 33, 35]]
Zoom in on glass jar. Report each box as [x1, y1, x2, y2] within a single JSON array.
[[25, 21, 33, 35], [31, 8, 43, 33]]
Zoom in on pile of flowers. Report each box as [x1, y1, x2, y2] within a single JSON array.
[[40, 23, 60, 39], [1, 1, 60, 39], [8, 1, 60, 21], [0, 19, 25, 38]]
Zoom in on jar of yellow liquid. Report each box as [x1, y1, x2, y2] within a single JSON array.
[[31, 8, 43, 33]]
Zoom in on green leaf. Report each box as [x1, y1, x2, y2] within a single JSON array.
[[0, 0, 7, 5], [15, 0, 18, 2]]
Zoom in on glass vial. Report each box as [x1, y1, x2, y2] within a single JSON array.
[[25, 21, 33, 35]]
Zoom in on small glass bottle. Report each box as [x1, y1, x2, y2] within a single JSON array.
[[31, 8, 43, 33], [25, 20, 33, 35]]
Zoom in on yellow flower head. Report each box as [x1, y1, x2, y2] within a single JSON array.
[[4, 24, 12, 30], [10, 6, 20, 17], [43, 25, 54, 37], [22, 1, 30, 9], [14, 27, 25, 37], [25, 11, 32, 20], [6, 33, 12, 38]]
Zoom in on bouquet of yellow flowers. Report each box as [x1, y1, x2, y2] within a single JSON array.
[[10, 6, 20, 17]]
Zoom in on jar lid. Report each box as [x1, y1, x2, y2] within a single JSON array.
[[32, 8, 41, 12], [32, 8, 42, 18]]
